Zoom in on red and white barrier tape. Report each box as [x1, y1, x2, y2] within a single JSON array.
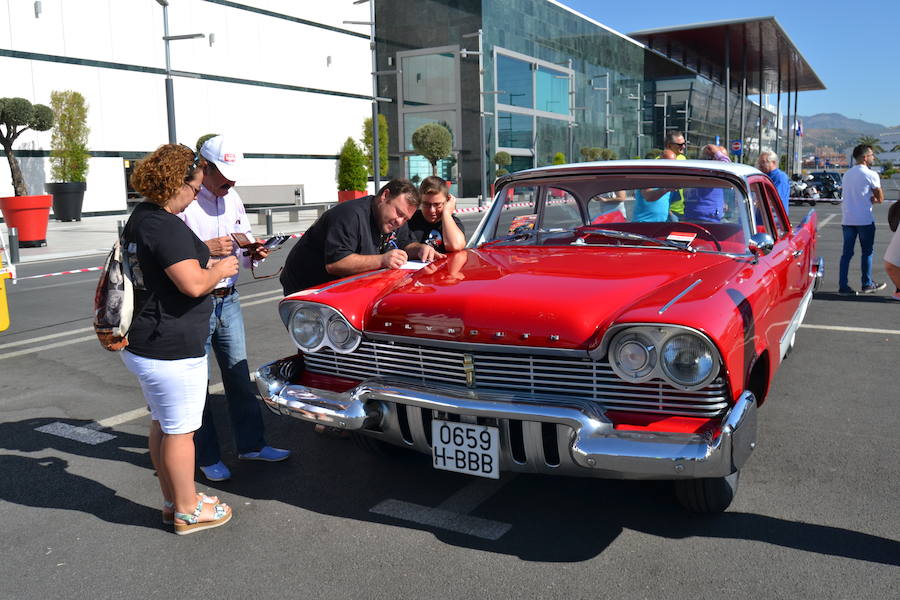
[[15, 266, 103, 281]]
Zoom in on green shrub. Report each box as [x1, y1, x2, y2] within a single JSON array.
[[552, 152, 566, 165], [362, 114, 389, 178], [49, 90, 90, 183], [336, 137, 368, 191]]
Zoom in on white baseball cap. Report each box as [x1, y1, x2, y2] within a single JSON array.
[[199, 135, 242, 182]]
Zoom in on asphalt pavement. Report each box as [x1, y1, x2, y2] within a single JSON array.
[[0, 203, 897, 600]]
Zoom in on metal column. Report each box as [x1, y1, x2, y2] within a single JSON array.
[[724, 26, 730, 149], [757, 21, 763, 159], [739, 24, 747, 164]]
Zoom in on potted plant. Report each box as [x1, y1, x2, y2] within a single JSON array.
[[336, 137, 368, 202], [362, 114, 389, 180], [0, 97, 54, 247], [45, 90, 90, 221], [411, 122, 452, 176], [493, 151, 511, 177]]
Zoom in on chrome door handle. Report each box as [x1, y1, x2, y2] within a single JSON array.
[[792, 249, 804, 257]]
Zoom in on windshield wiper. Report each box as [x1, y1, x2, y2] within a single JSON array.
[[572, 228, 696, 253], [479, 228, 539, 248]]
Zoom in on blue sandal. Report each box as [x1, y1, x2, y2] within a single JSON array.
[[173, 498, 231, 535]]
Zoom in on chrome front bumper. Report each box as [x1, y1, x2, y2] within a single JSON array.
[[254, 359, 757, 480]]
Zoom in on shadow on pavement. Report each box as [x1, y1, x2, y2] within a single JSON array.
[[212, 418, 900, 566], [0, 454, 159, 530], [813, 291, 895, 303]]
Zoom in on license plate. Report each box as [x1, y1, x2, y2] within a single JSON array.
[[431, 419, 500, 479]]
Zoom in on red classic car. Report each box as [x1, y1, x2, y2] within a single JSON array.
[[255, 160, 822, 513]]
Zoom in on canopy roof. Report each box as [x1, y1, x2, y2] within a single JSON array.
[[629, 17, 825, 94]]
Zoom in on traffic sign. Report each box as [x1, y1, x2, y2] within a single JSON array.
[[730, 139, 743, 155]]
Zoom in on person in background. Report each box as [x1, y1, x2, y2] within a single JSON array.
[[838, 144, 885, 295], [280, 179, 443, 296], [179, 134, 290, 483], [756, 151, 790, 214], [122, 143, 238, 534], [683, 145, 730, 223], [406, 176, 466, 253], [633, 149, 677, 222], [663, 130, 688, 216]]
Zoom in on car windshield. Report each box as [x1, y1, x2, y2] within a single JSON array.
[[483, 174, 756, 255]]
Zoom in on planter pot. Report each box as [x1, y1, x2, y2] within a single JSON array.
[[337, 190, 367, 203], [45, 182, 87, 222], [0, 195, 52, 247]]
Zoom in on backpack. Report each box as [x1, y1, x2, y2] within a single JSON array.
[[93, 219, 148, 351]]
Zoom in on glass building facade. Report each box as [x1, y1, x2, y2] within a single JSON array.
[[374, 1, 791, 197]]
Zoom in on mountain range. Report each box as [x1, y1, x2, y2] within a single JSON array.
[[799, 113, 899, 152]]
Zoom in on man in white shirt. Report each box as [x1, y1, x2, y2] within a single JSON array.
[[838, 144, 885, 295], [180, 135, 290, 481]]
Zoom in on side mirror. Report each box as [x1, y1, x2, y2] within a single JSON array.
[[748, 233, 775, 256]]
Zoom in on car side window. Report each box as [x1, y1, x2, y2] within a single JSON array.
[[587, 191, 628, 224], [761, 183, 788, 238], [541, 187, 583, 230], [748, 182, 775, 237], [493, 185, 538, 238]]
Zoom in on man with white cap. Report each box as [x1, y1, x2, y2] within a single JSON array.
[[179, 134, 290, 482]]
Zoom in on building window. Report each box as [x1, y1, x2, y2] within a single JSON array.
[[403, 111, 456, 152], [535, 66, 569, 115], [497, 54, 533, 108], [402, 52, 457, 107], [498, 112, 533, 148]]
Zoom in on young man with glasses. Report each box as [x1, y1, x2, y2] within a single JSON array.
[[839, 144, 886, 295], [179, 134, 291, 482], [406, 176, 466, 253], [663, 131, 688, 216]]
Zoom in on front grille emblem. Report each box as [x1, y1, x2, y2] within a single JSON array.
[[463, 353, 476, 388]]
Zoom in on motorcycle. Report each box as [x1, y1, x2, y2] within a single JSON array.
[[790, 175, 819, 206], [816, 173, 842, 204]]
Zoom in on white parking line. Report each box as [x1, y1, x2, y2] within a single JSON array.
[[93, 407, 150, 428], [35, 421, 117, 445], [370, 476, 513, 540], [800, 323, 900, 336], [818, 214, 837, 229], [0, 291, 283, 361]]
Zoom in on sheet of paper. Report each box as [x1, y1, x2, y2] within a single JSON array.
[[400, 260, 431, 270]]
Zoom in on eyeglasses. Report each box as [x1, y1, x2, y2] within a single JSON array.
[[184, 182, 201, 198]]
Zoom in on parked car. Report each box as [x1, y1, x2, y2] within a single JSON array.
[[254, 160, 823, 513]]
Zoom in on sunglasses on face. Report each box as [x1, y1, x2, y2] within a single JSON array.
[[179, 144, 201, 178]]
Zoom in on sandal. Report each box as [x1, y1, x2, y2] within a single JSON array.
[[162, 493, 219, 525], [174, 497, 231, 535]]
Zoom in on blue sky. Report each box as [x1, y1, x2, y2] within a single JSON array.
[[559, 1, 898, 127]]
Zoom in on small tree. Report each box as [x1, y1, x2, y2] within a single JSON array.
[[856, 135, 884, 153], [411, 122, 452, 176], [552, 152, 566, 165], [599, 148, 618, 161], [362, 114, 389, 178], [644, 148, 663, 159], [494, 151, 511, 177], [336, 137, 368, 192], [0, 97, 54, 196], [580, 147, 604, 162], [49, 90, 90, 183]]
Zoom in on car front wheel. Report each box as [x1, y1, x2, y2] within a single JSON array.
[[674, 470, 740, 513]]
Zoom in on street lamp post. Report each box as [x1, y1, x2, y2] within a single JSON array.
[[627, 83, 642, 158], [461, 30, 489, 206], [590, 73, 613, 149], [346, 0, 395, 194], [156, 0, 205, 144]]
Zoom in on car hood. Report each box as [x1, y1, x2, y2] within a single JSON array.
[[295, 247, 746, 350]]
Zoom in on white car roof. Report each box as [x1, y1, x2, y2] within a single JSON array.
[[511, 159, 763, 179]]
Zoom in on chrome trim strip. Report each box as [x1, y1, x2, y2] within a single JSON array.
[[658, 279, 703, 315], [254, 360, 757, 480], [311, 269, 388, 294], [364, 332, 590, 357]]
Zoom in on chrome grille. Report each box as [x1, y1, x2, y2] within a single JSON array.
[[303, 340, 730, 418]]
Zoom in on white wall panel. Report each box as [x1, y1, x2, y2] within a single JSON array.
[[78, 157, 127, 214]]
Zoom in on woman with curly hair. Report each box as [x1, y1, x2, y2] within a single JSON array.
[[122, 143, 238, 534]]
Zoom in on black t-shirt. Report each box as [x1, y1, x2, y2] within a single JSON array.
[[406, 211, 465, 253], [280, 195, 414, 295], [124, 202, 212, 360]]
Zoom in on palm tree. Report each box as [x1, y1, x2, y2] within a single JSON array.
[[891, 144, 900, 153], [856, 135, 884, 153]]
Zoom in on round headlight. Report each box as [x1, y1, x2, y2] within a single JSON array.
[[610, 332, 656, 381], [660, 334, 715, 388], [325, 314, 360, 352], [291, 307, 325, 350]]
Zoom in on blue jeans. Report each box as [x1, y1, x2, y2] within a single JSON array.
[[195, 290, 267, 466], [839, 224, 876, 291]]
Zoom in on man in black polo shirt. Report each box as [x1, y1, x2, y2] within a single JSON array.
[[280, 179, 443, 295]]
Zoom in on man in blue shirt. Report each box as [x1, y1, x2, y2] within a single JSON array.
[[757, 151, 790, 214]]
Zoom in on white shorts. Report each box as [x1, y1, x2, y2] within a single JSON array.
[[885, 227, 900, 268], [120, 350, 208, 434]]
